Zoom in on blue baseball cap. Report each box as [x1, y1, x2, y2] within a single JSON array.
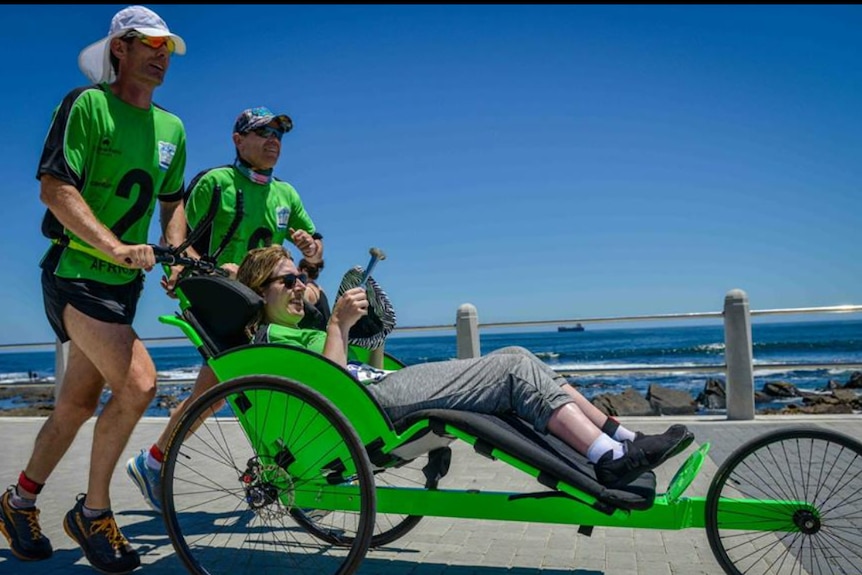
[[233, 107, 293, 134]]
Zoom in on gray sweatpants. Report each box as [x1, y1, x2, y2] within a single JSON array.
[[366, 346, 573, 432]]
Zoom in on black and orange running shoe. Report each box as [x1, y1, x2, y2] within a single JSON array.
[[0, 486, 53, 561]]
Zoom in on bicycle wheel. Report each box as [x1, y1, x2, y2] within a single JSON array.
[[162, 375, 376, 575], [705, 427, 862, 575], [289, 446, 451, 548]]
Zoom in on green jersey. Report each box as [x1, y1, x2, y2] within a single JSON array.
[[256, 324, 392, 383], [37, 83, 186, 285], [258, 323, 327, 354], [185, 165, 317, 267]]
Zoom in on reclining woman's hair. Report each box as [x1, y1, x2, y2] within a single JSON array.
[[236, 245, 294, 337], [237, 245, 293, 295]]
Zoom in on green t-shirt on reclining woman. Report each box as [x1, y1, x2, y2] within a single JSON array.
[[255, 323, 393, 383]]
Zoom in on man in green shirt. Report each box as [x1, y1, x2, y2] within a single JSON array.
[[126, 106, 325, 515], [0, 6, 188, 574], [184, 106, 323, 272]]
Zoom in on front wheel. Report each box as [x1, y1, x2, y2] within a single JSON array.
[[705, 427, 862, 575], [161, 375, 376, 575]]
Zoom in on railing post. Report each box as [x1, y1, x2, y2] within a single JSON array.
[[456, 303, 480, 359], [723, 289, 755, 420], [54, 338, 70, 401]]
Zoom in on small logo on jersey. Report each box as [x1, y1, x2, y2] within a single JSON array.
[[97, 137, 120, 157], [158, 141, 177, 171], [276, 207, 291, 229]]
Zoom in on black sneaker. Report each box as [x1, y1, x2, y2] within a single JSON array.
[[0, 486, 53, 561], [63, 494, 140, 574], [634, 424, 694, 462], [595, 428, 693, 488]]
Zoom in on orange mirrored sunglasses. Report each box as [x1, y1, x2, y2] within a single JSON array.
[[124, 31, 176, 53]]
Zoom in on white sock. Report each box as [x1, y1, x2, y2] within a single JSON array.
[[613, 425, 637, 442], [146, 451, 162, 471], [83, 504, 109, 519], [10, 490, 36, 509], [587, 434, 625, 464]]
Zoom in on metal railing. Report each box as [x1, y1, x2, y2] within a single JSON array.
[[2, 291, 860, 420], [453, 292, 862, 420], [542, 304, 862, 377], [2, 303, 858, 352]]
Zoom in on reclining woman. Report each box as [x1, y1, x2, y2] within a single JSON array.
[[236, 245, 694, 488]]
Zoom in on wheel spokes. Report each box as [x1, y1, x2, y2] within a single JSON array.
[[707, 430, 862, 575]]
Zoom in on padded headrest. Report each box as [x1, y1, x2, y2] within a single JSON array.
[[177, 275, 263, 342]]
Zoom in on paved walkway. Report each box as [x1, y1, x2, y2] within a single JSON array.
[[0, 414, 859, 575]]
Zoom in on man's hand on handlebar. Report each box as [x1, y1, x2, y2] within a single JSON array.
[[113, 244, 156, 270], [151, 245, 227, 278]]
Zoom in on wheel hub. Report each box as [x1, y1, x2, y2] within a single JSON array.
[[240, 457, 293, 517], [792, 509, 821, 535], [244, 482, 279, 509]]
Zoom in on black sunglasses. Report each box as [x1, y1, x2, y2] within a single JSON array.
[[263, 272, 308, 289], [249, 125, 284, 141]]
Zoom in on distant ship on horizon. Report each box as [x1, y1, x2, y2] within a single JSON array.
[[557, 323, 585, 333]]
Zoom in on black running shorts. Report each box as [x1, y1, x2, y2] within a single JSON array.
[[40, 246, 144, 343]]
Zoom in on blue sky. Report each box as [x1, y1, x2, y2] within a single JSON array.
[[1, 4, 861, 345]]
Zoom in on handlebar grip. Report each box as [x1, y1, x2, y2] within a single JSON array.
[[150, 244, 228, 276], [152, 245, 177, 265]]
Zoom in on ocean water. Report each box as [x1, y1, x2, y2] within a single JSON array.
[[1, 319, 860, 416]]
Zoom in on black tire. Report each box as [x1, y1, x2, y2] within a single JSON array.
[[289, 456, 428, 548], [705, 427, 862, 575], [161, 375, 376, 575]]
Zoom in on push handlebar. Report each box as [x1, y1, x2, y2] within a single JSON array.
[[152, 245, 228, 277]]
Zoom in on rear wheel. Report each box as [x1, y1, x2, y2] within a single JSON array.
[[705, 428, 862, 575], [162, 375, 376, 575]]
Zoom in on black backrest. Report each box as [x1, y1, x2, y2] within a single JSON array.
[[177, 275, 263, 355]]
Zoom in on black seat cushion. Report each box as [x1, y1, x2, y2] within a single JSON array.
[[394, 409, 656, 511], [177, 275, 263, 354]]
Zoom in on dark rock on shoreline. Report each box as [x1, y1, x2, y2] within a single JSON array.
[[762, 381, 799, 398], [591, 388, 654, 416], [0, 385, 187, 417], [695, 378, 726, 410], [1, 405, 55, 416], [647, 384, 697, 415], [846, 371, 862, 389], [0, 386, 56, 416], [3, 371, 861, 418], [587, 372, 862, 417]]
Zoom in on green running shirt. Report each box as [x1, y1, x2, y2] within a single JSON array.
[[260, 323, 327, 354], [185, 166, 317, 267], [257, 324, 392, 384], [37, 83, 186, 285]]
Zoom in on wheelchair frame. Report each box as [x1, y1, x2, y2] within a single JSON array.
[[153, 253, 862, 575]]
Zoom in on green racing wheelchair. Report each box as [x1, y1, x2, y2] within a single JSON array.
[[150, 244, 862, 575]]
